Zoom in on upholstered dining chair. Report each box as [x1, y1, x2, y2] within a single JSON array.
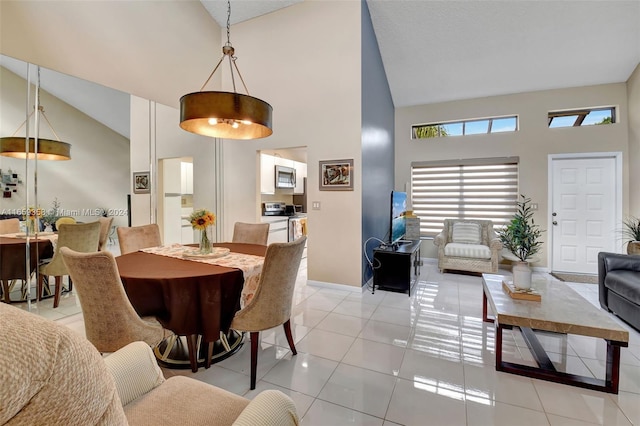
[[117, 223, 162, 255], [55, 216, 76, 229], [98, 216, 114, 251], [0, 218, 20, 234], [230, 236, 307, 390], [60, 247, 167, 353], [38, 221, 101, 308], [232, 222, 270, 245]]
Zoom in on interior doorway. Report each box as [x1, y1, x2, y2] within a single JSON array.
[[548, 153, 622, 274], [158, 157, 194, 245]]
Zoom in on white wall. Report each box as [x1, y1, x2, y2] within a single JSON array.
[[627, 63, 640, 215], [221, 1, 364, 287], [0, 66, 129, 227], [396, 83, 631, 266]]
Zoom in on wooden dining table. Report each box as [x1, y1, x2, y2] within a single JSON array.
[[0, 236, 54, 303], [115, 242, 266, 372]]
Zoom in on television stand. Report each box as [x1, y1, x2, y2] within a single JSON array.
[[373, 239, 421, 296]]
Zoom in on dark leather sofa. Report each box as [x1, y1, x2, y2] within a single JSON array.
[[598, 252, 640, 332]]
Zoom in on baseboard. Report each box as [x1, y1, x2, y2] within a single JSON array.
[[307, 280, 364, 293]]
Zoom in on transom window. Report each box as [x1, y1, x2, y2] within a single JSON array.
[[411, 157, 519, 237], [412, 116, 518, 139], [548, 107, 615, 128]]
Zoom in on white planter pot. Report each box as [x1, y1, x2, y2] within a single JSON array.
[[512, 261, 532, 290]]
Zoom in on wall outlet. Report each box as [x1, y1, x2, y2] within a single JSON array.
[[312, 201, 321, 210]]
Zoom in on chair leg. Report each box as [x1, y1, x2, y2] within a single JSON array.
[[37, 274, 44, 301], [68, 276, 73, 292], [250, 331, 259, 390], [283, 319, 297, 356], [53, 276, 62, 308]]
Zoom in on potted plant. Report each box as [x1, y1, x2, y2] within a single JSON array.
[[497, 194, 544, 289], [622, 216, 640, 255], [41, 198, 61, 231]]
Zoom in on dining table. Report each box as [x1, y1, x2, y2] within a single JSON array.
[[115, 242, 266, 372], [0, 235, 54, 303]]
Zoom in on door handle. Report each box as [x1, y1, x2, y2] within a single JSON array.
[[552, 212, 557, 216], [552, 221, 558, 225]]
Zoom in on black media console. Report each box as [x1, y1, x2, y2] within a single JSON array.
[[372, 240, 421, 296]]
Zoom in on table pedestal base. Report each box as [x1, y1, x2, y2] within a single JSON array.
[[154, 331, 244, 371]]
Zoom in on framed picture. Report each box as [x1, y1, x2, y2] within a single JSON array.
[[319, 159, 354, 191], [133, 171, 150, 194]]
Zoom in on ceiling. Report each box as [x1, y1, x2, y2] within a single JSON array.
[[2, 0, 639, 139]]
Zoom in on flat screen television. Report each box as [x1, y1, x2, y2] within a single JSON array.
[[390, 191, 407, 244]]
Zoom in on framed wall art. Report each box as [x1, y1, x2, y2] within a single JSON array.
[[133, 171, 150, 194], [319, 159, 353, 191]]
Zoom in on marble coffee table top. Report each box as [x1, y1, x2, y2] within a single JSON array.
[[482, 274, 629, 343]]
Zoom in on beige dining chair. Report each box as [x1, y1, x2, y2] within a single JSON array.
[[232, 222, 270, 245], [38, 221, 101, 308], [0, 218, 20, 234], [60, 247, 167, 353], [117, 223, 162, 255], [98, 216, 114, 251], [230, 236, 307, 390]]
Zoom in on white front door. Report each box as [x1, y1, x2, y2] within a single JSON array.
[[550, 156, 618, 274]]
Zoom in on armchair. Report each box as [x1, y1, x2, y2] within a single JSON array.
[[598, 252, 640, 332], [0, 303, 300, 425], [434, 219, 502, 274]]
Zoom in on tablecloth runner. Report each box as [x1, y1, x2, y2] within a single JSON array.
[[141, 244, 264, 307]]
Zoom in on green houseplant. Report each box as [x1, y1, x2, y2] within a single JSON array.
[[622, 216, 640, 255], [41, 198, 62, 231], [497, 195, 544, 289]]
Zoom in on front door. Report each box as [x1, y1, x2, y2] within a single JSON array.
[[550, 156, 618, 274]]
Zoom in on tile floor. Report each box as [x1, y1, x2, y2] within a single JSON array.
[[21, 254, 640, 426]]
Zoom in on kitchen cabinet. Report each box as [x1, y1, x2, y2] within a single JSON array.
[[274, 156, 294, 168], [294, 161, 307, 194], [260, 154, 275, 194], [260, 216, 289, 244], [181, 162, 193, 194]]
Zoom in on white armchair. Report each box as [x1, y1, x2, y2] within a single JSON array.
[[434, 219, 502, 274]]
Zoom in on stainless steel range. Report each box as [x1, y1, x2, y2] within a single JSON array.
[[262, 202, 286, 216]]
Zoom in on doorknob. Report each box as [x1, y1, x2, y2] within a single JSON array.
[[553, 221, 558, 225]]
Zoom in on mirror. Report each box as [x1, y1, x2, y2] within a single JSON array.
[[1, 53, 130, 319]]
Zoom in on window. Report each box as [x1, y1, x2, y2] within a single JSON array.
[[548, 107, 615, 128], [412, 116, 517, 139], [411, 157, 519, 237]]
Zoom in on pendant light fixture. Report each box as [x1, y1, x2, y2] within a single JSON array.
[[1, 67, 71, 161], [179, 0, 273, 140]]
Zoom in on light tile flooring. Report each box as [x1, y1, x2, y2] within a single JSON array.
[[19, 256, 640, 426]]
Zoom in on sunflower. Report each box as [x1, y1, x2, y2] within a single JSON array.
[[189, 208, 216, 230]]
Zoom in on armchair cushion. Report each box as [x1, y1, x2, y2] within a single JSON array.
[[444, 243, 492, 259], [232, 390, 299, 426], [451, 222, 482, 244]]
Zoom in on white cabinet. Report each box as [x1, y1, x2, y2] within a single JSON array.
[[181, 162, 193, 194], [294, 161, 307, 194], [163, 158, 182, 194], [261, 216, 289, 244], [274, 156, 294, 168], [260, 154, 276, 194]]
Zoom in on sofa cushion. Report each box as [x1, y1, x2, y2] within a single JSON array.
[[123, 376, 249, 426], [0, 303, 127, 426], [451, 222, 482, 244], [444, 243, 492, 259], [605, 270, 640, 305]]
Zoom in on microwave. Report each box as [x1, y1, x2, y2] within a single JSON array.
[[275, 165, 296, 189]]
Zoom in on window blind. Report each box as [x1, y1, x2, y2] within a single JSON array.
[[411, 157, 519, 236]]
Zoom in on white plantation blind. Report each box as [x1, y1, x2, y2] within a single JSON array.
[[411, 157, 519, 236]]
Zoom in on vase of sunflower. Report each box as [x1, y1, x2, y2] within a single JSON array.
[[190, 208, 216, 254], [25, 206, 43, 235]]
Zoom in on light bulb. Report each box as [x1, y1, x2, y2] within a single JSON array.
[[208, 118, 218, 125], [240, 120, 252, 125], [231, 121, 239, 129]]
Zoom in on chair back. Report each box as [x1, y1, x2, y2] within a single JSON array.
[[55, 216, 76, 229], [0, 218, 20, 234], [232, 222, 270, 245], [98, 217, 114, 251], [117, 223, 161, 255], [443, 219, 495, 245], [232, 236, 306, 331], [42, 221, 101, 276], [60, 247, 163, 353]]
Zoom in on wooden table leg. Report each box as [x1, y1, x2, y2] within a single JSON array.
[[482, 290, 494, 323], [1, 280, 10, 303]]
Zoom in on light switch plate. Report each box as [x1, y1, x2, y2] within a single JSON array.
[[531, 203, 538, 211], [312, 201, 321, 210]]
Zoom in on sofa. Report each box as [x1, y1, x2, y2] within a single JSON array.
[[434, 219, 503, 274], [0, 303, 299, 425], [598, 252, 640, 332]]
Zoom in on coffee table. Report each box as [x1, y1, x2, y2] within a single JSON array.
[[482, 274, 629, 393]]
